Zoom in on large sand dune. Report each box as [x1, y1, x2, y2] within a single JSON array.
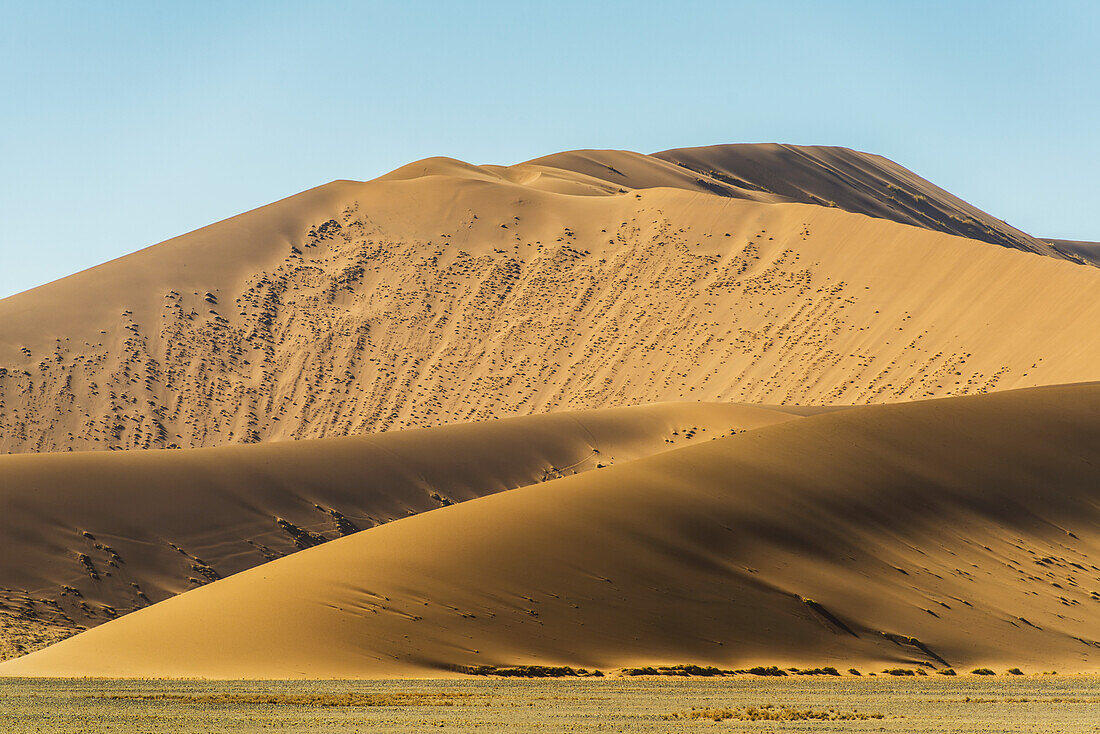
[[0, 401, 800, 659], [2, 143, 1098, 677], [4, 384, 1097, 678], [1, 145, 1098, 454]]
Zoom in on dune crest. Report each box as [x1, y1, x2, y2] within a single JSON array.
[[1045, 238, 1100, 266]]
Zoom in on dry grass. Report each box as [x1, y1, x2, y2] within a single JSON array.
[[944, 696, 1100, 704], [0, 611, 81, 662], [665, 703, 885, 721], [91, 691, 482, 707]]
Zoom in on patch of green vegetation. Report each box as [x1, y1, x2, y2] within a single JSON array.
[[793, 667, 841, 676], [621, 665, 729, 677], [937, 668, 957, 676], [971, 668, 996, 676], [620, 664, 792, 677], [1007, 668, 1024, 675], [742, 665, 788, 677], [449, 664, 602, 678], [883, 668, 917, 676]]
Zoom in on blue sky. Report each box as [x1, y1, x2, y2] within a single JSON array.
[[1, 1, 1097, 298]]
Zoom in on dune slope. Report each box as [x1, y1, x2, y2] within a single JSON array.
[[4, 384, 1097, 678], [1046, 239, 1100, 267], [0, 401, 798, 659], [535, 143, 1060, 258], [1, 146, 1098, 454]]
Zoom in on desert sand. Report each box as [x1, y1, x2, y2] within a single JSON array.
[[9, 677, 1100, 733], [0, 401, 799, 659], [0, 144, 1098, 680], [3, 384, 1098, 678], [1, 145, 1098, 454], [1046, 238, 1100, 266]]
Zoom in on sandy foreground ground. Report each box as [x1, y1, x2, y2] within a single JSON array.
[[4, 676, 1100, 733]]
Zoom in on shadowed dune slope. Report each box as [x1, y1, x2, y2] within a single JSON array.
[[4, 384, 1097, 678], [532, 143, 1062, 258], [1, 145, 1098, 454], [1046, 239, 1100, 267], [0, 402, 798, 658]]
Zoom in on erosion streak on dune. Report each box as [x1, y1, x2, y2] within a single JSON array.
[[0, 402, 798, 658], [1, 146, 1098, 454], [4, 385, 1097, 679]]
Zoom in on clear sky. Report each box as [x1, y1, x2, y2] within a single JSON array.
[[1, 1, 1097, 298]]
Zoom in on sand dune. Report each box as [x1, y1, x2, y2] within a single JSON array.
[[1046, 239, 1100, 267], [0, 401, 799, 659], [2, 143, 1098, 677], [1, 145, 1098, 454], [4, 384, 1097, 678], [537, 144, 1060, 258]]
